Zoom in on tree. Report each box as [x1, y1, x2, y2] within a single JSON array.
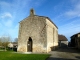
[[14, 38, 18, 42], [0, 36, 11, 51], [0, 38, 2, 46]]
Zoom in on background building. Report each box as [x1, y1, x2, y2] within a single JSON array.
[[70, 33, 80, 49], [58, 35, 68, 48]]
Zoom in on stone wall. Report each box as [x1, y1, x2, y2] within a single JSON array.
[[46, 19, 58, 52], [17, 16, 47, 53], [17, 9, 58, 53]]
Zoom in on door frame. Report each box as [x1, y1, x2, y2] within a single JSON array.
[[27, 37, 32, 52]]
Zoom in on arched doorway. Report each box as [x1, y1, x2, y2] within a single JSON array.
[[27, 37, 32, 52]]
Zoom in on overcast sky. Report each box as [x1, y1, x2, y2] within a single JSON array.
[[0, 0, 80, 41]]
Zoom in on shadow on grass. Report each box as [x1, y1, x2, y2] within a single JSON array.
[[55, 47, 80, 53], [75, 56, 80, 59], [46, 57, 76, 60]]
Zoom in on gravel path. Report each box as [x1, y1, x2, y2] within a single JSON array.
[[47, 48, 80, 60]]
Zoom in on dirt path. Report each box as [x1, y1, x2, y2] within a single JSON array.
[[47, 48, 80, 60]]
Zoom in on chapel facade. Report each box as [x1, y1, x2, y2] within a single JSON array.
[[17, 9, 58, 53]]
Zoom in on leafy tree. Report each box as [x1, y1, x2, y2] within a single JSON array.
[[14, 38, 18, 42], [0, 38, 2, 46], [0, 36, 11, 51]]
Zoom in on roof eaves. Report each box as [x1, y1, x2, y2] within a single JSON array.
[[34, 15, 58, 29]]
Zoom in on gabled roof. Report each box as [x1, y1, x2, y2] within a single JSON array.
[[71, 32, 80, 38], [19, 9, 58, 29], [34, 15, 58, 29], [58, 34, 68, 41]]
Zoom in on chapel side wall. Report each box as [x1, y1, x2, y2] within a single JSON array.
[[17, 16, 47, 53], [46, 19, 58, 52], [53, 29, 58, 50]]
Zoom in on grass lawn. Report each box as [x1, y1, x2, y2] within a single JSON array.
[[0, 51, 50, 60]]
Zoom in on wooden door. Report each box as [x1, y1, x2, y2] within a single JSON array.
[[27, 37, 32, 52]]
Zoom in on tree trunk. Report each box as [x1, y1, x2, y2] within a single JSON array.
[[5, 47, 6, 51]]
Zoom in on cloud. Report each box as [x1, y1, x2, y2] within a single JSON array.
[[4, 20, 13, 27], [0, 0, 32, 39], [32, 0, 45, 7], [58, 19, 80, 40], [0, 19, 13, 28], [0, 12, 13, 27], [64, 1, 80, 18], [0, 1, 13, 12], [0, 0, 44, 38], [0, 1, 10, 6], [8, 24, 19, 38], [0, 23, 2, 28], [0, 24, 19, 40], [0, 12, 12, 19], [53, 0, 80, 41], [52, 0, 80, 27], [78, 14, 80, 17]]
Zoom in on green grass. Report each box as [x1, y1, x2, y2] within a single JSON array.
[[0, 51, 50, 60]]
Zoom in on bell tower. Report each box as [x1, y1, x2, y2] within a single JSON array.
[[30, 8, 35, 16]]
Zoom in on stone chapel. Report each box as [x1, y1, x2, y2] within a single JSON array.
[[17, 9, 58, 53]]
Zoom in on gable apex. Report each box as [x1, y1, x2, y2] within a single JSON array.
[[30, 8, 35, 16]]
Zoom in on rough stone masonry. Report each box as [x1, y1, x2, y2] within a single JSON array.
[[17, 9, 58, 53]]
